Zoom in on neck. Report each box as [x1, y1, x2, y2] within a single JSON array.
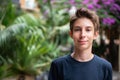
[[71, 49, 94, 62]]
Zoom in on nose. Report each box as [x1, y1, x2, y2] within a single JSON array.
[[80, 30, 86, 38]]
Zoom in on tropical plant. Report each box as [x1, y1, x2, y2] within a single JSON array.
[[0, 23, 26, 59], [0, 0, 21, 27], [6, 28, 56, 77], [0, 56, 9, 80], [38, 0, 71, 45], [0, 0, 75, 79], [0, 12, 61, 79]]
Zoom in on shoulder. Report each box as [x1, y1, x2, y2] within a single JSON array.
[[51, 55, 70, 65], [94, 55, 112, 79], [94, 55, 112, 69]]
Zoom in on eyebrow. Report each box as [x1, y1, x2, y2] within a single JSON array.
[[74, 26, 93, 28]]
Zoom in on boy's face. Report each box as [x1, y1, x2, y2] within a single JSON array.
[[69, 18, 98, 51]]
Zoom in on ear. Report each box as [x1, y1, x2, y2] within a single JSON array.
[[69, 30, 73, 38], [94, 31, 99, 40]]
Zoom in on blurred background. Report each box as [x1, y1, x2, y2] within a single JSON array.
[[0, 0, 120, 80]]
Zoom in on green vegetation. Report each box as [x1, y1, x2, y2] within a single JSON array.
[[0, 0, 119, 79]]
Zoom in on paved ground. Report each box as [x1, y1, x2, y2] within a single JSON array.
[[113, 71, 120, 80]]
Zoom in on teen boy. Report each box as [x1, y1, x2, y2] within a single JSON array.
[[48, 8, 112, 80]]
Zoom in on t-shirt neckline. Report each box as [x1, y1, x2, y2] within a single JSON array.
[[68, 54, 95, 63]]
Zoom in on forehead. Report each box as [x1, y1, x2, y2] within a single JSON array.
[[73, 18, 94, 28]]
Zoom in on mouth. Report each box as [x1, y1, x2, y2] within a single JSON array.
[[78, 40, 87, 44]]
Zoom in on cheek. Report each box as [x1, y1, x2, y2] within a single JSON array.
[[71, 34, 78, 42], [73, 33, 79, 39], [87, 33, 95, 40]]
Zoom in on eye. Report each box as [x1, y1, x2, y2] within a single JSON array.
[[86, 28, 92, 32], [74, 28, 80, 31]]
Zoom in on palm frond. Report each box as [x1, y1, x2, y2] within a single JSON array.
[[14, 13, 41, 27], [0, 23, 26, 46]]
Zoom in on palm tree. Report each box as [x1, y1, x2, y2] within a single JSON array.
[[0, 13, 60, 80]]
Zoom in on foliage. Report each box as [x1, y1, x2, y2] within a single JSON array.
[[0, 23, 26, 46], [0, 0, 21, 27], [1, 0, 119, 79], [7, 29, 53, 76], [0, 56, 9, 80], [38, 0, 72, 45], [0, 12, 61, 79], [81, 0, 120, 57], [81, 0, 120, 26]]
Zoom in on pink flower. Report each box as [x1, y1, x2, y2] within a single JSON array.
[[82, 0, 90, 4], [69, 0, 75, 5], [102, 17, 116, 25], [87, 4, 94, 9]]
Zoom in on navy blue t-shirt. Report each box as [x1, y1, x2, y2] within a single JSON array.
[[48, 54, 112, 80]]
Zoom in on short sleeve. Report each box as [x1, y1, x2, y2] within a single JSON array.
[[104, 63, 112, 80], [48, 61, 59, 80]]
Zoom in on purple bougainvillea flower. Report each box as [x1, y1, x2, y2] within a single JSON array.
[[102, 17, 116, 25], [93, 0, 99, 4], [87, 4, 95, 9], [102, 0, 114, 5], [95, 4, 101, 9], [110, 3, 120, 11], [82, 0, 101, 9], [69, 0, 75, 5], [82, 0, 90, 4]]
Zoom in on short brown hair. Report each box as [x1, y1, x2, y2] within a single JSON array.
[[70, 8, 100, 32]]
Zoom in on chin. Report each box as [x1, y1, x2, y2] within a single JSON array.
[[77, 46, 88, 50]]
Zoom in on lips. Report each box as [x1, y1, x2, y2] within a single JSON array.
[[78, 40, 87, 44]]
